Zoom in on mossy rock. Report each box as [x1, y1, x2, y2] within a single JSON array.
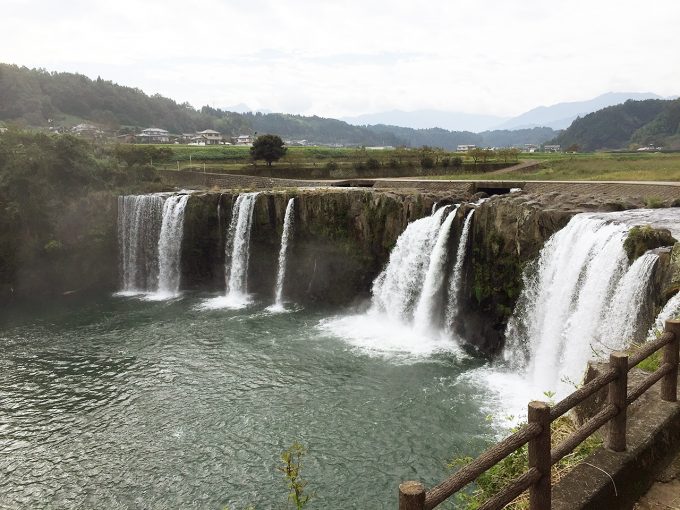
[[623, 225, 677, 262]]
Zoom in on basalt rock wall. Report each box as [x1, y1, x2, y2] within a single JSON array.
[[179, 189, 460, 306]]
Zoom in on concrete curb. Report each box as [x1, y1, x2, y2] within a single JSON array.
[[553, 388, 680, 510]]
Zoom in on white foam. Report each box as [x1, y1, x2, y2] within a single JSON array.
[[319, 312, 464, 360], [199, 293, 253, 310]]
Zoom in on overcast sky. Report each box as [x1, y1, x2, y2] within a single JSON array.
[[1, 0, 678, 118]]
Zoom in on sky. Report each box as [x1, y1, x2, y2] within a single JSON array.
[[1, 0, 678, 118]]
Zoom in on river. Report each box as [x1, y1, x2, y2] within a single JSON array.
[[0, 293, 497, 509]]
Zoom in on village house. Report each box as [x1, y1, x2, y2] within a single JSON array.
[[195, 129, 222, 145], [137, 128, 170, 143], [71, 123, 104, 138], [234, 134, 254, 145], [456, 144, 476, 152]]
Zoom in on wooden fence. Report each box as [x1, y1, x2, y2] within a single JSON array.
[[399, 319, 680, 510]]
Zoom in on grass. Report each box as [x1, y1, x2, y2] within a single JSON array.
[[451, 415, 603, 509], [144, 144, 680, 181], [426, 152, 680, 181]]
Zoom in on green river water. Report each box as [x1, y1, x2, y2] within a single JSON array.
[[0, 293, 500, 509]]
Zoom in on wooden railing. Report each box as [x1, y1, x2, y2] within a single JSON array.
[[398, 319, 680, 510]]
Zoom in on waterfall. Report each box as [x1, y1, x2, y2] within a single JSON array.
[[320, 204, 475, 357], [445, 209, 475, 332], [117, 193, 189, 298], [118, 195, 165, 294], [649, 291, 680, 339], [225, 192, 259, 295], [271, 198, 295, 310], [155, 194, 190, 298], [413, 206, 459, 331], [600, 252, 659, 349], [371, 206, 450, 322], [503, 214, 660, 397]]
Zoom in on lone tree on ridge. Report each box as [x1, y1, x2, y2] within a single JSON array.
[[250, 134, 287, 166]]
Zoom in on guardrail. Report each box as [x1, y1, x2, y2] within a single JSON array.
[[399, 319, 680, 510]]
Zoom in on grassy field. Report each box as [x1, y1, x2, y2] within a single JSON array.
[[146, 144, 680, 181], [426, 152, 680, 181]]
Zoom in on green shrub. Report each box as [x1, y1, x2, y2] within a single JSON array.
[[278, 441, 312, 509], [324, 160, 338, 171], [366, 157, 380, 170], [623, 225, 676, 261], [645, 196, 665, 208], [420, 156, 435, 169], [450, 415, 602, 509]]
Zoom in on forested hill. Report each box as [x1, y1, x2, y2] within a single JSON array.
[[551, 99, 680, 151], [0, 63, 557, 148]]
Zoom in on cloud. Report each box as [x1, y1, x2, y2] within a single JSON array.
[[1, 0, 679, 117]]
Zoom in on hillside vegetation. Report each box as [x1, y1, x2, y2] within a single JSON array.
[[0, 130, 163, 301], [0, 63, 557, 149], [552, 99, 680, 151]]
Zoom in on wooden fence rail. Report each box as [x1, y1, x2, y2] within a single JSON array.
[[399, 320, 680, 510]]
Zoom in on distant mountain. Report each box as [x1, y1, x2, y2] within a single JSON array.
[[220, 103, 273, 114], [363, 125, 557, 151], [342, 109, 507, 132], [497, 92, 664, 130], [551, 98, 680, 151]]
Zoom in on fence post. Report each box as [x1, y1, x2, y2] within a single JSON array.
[[606, 351, 628, 452], [399, 481, 425, 510], [662, 320, 680, 402], [528, 401, 551, 510]]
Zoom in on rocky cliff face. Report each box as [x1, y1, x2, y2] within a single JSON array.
[[5, 191, 119, 300], [179, 189, 463, 306]]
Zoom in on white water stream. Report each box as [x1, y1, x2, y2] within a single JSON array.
[[117, 193, 189, 299], [321, 204, 477, 358], [154, 194, 190, 299], [270, 198, 295, 311], [445, 209, 475, 332], [202, 192, 259, 309]]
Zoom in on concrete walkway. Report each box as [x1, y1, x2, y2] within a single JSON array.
[[634, 450, 680, 509], [486, 158, 541, 174]]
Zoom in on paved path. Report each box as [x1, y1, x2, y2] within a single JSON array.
[[486, 159, 541, 174], [159, 169, 680, 201], [634, 450, 680, 510]]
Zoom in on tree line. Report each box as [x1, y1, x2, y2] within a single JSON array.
[[0, 63, 559, 149]]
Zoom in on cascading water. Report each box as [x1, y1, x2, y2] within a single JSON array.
[[371, 206, 450, 322], [155, 194, 190, 299], [648, 291, 680, 339], [445, 209, 475, 332], [117, 193, 189, 299], [225, 193, 259, 295], [413, 206, 459, 331], [202, 192, 259, 309], [270, 198, 295, 311], [118, 194, 165, 294], [320, 204, 476, 357], [503, 214, 663, 398], [599, 252, 659, 349]]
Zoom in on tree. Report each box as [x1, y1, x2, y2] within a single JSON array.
[[250, 134, 287, 166]]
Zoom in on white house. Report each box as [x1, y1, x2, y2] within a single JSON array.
[[456, 144, 476, 152], [234, 134, 254, 145], [71, 123, 103, 138], [195, 129, 222, 145], [137, 128, 170, 143]]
